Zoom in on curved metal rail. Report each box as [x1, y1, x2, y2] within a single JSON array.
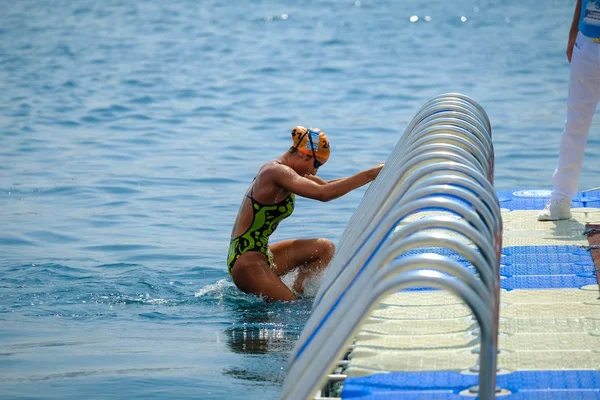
[[280, 93, 502, 400]]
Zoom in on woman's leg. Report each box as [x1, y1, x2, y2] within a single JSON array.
[[230, 251, 296, 303], [270, 238, 335, 294], [552, 32, 600, 199]]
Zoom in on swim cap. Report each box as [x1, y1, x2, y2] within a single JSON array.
[[290, 126, 330, 160]]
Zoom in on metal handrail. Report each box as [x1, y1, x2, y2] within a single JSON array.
[[404, 102, 491, 142], [327, 160, 497, 261], [397, 184, 499, 239], [327, 159, 489, 266], [388, 227, 497, 292], [341, 149, 490, 238], [410, 102, 490, 136], [398, 144, 484, 170], [406, 121, 492, 157], [403, 132, 490, 170], [308, 195, 498, 339], [370, 231, 496, 296], [409, 114, 491, 149], [410, 94, 491, 130], [281, 94, 500, 400], [282, 263, 497, 400], [317, 162, 499, 306], [390, 215, 497, 262], [382, 101, 492, 178], [408, 115, 496, 178], [405, 123, 490, 156], [408, 174, 502, 227], [420, 93, 491, 121]]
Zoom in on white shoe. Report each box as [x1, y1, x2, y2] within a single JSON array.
[[537, 197, 572, 221]]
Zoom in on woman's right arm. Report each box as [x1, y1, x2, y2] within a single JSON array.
[[272, 163, 383, 202], [304, 175, 342, 185]]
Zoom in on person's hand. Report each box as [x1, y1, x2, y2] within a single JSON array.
[[567, 35, 577, 63], [368, 162, 384, 181]]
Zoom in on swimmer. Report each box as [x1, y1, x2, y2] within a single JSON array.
[[227, 126, 384, 302]]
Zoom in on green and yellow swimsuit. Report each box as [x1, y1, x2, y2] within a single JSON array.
[[227, 189, 295, 275]]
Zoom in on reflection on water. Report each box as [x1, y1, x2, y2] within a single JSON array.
[[227, 325, 288, 354], [222, 300, 313, 384]]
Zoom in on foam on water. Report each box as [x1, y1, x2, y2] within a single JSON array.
[[195, 278, 237, 299]]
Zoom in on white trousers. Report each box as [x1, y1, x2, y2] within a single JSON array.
[[552, 31, 600, 199]]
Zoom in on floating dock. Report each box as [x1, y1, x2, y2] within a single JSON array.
[[340, 189, 600, 399], [280, 94, 600, 399]]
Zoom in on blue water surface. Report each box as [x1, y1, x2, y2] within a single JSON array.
[[1, 0, 599, 399]]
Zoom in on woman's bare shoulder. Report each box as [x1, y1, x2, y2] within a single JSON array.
[[258, 160, 296, 178]]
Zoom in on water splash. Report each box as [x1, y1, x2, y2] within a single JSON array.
[[280, 270, 324, 298], [194, 278, 236, 299]]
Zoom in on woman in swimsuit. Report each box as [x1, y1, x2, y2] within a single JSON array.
[[228, 126, 384, 302]]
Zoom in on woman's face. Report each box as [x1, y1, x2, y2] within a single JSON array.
[[302, 153, 328, 175]]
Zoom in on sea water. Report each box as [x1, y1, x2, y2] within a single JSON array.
[[1, 1, 598, 399]]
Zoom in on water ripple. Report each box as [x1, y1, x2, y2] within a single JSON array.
[[0, 236, 35, 246], [82, 244, 159, 252], [26, 230, 79, 244]]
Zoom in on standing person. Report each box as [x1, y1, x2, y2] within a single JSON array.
[[539, 0, 600, 221], [227, 126, 384, 302]]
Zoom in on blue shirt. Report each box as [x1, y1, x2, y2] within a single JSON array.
[[580, 0, 600, 37]]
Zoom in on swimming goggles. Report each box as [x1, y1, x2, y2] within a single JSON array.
[[306, 130, 323, 169]]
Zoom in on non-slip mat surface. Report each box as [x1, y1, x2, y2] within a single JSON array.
[[341, 371, 600, 399], [394, 244, 598, 289], [501, 209, 600, 246], [497, 188, 600, 211], [346, 286, 600, 377]]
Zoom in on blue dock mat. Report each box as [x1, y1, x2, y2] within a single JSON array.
[[494, 245, 595, 288], [500, 275, 597, 290], [502, 245, 590, 256], [403, 245, 592, 265], [501, 263, 592, 276], [497, 188, 600, 211], [397, 245, 597, 289], [341, 370, 600, 399], [402, 188, 600, 210], [401, 275, 597, 291]]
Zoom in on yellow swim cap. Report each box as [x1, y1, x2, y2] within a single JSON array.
[[290, 126, 330, 161]]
